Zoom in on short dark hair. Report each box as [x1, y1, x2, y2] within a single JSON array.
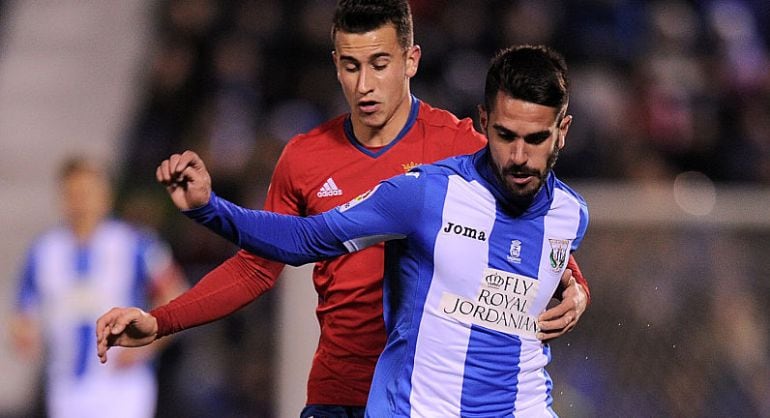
[[58, 156, 104, 181], [484, 45, 569, 119], [331, 0, 413, 49]]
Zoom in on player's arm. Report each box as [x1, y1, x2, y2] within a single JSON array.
[[10, 249, 43, 361], [151, 144, 302, 337], [151, 250, 282, 336], [184, 193, 353, 264], [96, 248, 286, 364], [180, 152, 421, 263], [98, 147, 301, 362]]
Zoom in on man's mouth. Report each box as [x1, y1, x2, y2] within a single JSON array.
[[506, 171, 539, 185], [358, 100, 379, 114]]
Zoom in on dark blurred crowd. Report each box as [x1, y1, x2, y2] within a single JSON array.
[[111, 1, 770, 417], [117, 0, 770, 236]]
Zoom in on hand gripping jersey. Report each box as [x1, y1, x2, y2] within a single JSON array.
[[185, 147, 589, 417], [15, 220, 176, 418]]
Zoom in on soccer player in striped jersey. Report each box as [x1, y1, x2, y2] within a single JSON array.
[[11, 157, 187, 418], [105, 43, 587, 417], [96, 2, 589, 417]]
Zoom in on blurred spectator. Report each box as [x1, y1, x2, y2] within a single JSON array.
[[9, 156, 187, 418]]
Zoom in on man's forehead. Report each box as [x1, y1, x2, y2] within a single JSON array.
[[489, 96, 559, 127], [334, 24, 401, 56]]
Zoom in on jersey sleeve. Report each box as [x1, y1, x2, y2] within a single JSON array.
[[322, 172, 424, 252], [184, 172, 425, 265], [184, 192, 349, 265], [151, 250, 282, 337], [15, 246, 39, 313]]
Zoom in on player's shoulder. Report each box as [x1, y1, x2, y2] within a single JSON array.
[[412, 152, 474, 177], [282, 114, 347, 152], [415, 100, 485, 151], [30, 226, 69, 251], [552, 176, 589, 211], [416, 100, 476, 132], [99, 219, 150, 242]]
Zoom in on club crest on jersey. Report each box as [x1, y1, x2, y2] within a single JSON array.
[[548, 238, 570, 272], [402, 161, 421, 172], [339, 184, 380, 213], [507, 240, 522, 264]]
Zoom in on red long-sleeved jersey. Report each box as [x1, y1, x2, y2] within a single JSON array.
[[152, 98, 589, 406]]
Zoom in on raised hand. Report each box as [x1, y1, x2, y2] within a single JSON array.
[[156, 150, 213, 210]]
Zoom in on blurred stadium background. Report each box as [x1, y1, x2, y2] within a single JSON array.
[[1, 0, 769, 417]]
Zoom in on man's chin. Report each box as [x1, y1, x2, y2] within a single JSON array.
[[505, 182, 540, 200], [355, 111, 383, 126]]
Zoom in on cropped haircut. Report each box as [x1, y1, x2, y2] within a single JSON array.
[[484, 45, 570, 120], [331, 0, 414, 49], [58, 156, 105, 182]]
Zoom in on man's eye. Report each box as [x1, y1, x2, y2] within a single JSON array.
[[525, 133, 550, 144]]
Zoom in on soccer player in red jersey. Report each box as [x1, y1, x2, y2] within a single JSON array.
[[97, 1, 590, 417]]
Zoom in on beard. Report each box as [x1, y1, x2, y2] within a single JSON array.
[[493, 142, 560, 205]]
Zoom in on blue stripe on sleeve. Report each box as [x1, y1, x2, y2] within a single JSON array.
[[16, 247, 39, 311], [184, 193, 349, 266]]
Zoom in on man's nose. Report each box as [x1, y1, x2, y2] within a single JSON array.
[[357, 67, 373, 94], [509, 140, 528, 166]]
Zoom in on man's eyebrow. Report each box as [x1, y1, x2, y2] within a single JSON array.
[[491, 124, 552, 142], [492, 123, 516, 136], [523, 130, 552, 143], [339, 52, 392, 62]]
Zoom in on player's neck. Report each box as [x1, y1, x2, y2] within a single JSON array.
[[352, 95, 413, 147], [70, 217, 101, 242]]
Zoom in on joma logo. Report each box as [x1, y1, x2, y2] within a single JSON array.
[[442, 221, 487, 241]]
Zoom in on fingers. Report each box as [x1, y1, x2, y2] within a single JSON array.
[[96, 308, 120, 364], [537, 316, 575, 342], [538, 297, 571, 322], [95, 307, 137, 363], [537, 297, 577, 341], [536, 268, 588, 342], [538, 303, 575, 341], [156, 153, 184, 186], [97, 325, 111, 363], [156, 151, 204, 186]]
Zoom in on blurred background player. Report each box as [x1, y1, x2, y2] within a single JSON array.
[[9, 156, 187, 418], [96, 1, 589, 417]]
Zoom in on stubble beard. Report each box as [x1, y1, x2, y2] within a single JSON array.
[[496, 142, 560, 205]]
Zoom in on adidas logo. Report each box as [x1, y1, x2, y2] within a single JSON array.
[[317, 177, 343, 198]]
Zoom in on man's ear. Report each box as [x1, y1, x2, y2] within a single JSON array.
[[331, 50, 340, 80], [478, 104, 488, 134], [405, 45, 421, 78], [558, 114, 572, 149]]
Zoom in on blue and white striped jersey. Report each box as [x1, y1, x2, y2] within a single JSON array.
[[15, 220, 173, 418], [187, 148, 589, 417]]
